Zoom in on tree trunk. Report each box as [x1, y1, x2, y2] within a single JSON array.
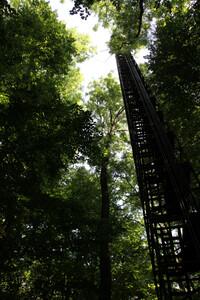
[[99, 156, 111, 300]]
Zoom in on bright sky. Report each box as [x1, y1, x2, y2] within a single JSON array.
[[49, 0, 148, 91]]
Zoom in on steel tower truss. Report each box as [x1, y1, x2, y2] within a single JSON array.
[[116, 53, 200, 299]]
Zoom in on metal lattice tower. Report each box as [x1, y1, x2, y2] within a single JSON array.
[[116, 53, 200, 299]]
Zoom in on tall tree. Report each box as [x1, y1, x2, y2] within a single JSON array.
[[0, 0, 94, 297], [87, 73, 155, 299], [87, 73, 124, 300]]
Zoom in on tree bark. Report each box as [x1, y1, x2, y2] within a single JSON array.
[[99, 156, 111, 300]]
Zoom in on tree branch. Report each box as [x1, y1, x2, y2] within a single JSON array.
[[136, 0, 144, 38]]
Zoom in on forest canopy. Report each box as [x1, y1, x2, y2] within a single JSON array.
[[0, 0, 199, 299]]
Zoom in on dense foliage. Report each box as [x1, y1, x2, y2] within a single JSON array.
[[0, 0, 95, 298], [71, 0, 191, 53], [0, 0, 155, 299], [147, 0, 200, 171], [1, 0, 199, 299]]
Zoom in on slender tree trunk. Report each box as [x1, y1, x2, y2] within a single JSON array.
[[99, 156, 111, 300]]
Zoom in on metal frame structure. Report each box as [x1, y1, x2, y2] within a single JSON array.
[[116, 53, 200, 299]]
